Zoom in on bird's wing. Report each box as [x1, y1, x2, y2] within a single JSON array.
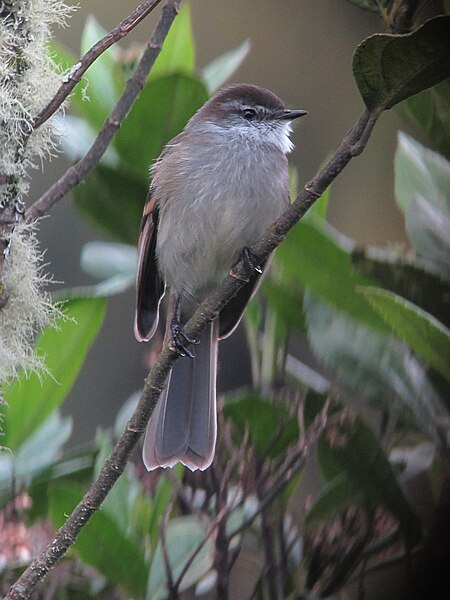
[[219, 258, 268, 339], [134, 191, 165, 341]]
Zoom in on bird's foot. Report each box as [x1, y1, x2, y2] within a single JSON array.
[[169, 323, 199, 358], [230, 246, 263, 282]]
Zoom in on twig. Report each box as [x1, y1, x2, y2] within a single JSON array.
[[227, 400, 330, 543], [25, 0, 174, 222], [5, 2, 181, 597], [33, 0, 163, 131], [7, 102, 380, 600]]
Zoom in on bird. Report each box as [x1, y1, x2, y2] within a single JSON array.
[[135, 83, 306, 471]]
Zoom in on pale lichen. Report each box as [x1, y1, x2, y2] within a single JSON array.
[[0, 222, 54, 382], [0, 0, 75, 387]]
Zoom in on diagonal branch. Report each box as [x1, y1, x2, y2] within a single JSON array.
[[25, 0, 176, 222], [33, 0, 164, 131], [6, 100, 380, 599]]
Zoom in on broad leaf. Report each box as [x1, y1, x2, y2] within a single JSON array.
[[49, 483, 148, 597], [223, 394, 299, 458], [79, 16, 120, 125], [59, 114, 119, 166], [351, 244, 450, 329], [274, 218, 389, 332], [147, 472, 175, 552], [150, 3, 195, 80], [405, 195, 450, 282], [74, 163, 147, 244], [115, 73, 208, 177], [202, 39, 251, 93], [2, 297, 106, 450], [25, 446, 96, 523], [396, 79, 450, 161], [359, 287, 450, 382], [353, 16, 450, 111], [395, 132, 450, 213], [81, 241, 137, 280], [147, 516, 214, 600], [394, 132, 450, 281], [304, 293, 447, 444], [304, 186, 330, 222], [262, 279, 306, 334], [0, 412, 72, 507], [56, 242, 137, 300]]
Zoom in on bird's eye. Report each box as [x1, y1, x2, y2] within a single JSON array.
[[242, 107, 257, 120]]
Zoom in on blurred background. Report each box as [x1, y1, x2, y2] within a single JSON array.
[[31, 0, 411, 444]]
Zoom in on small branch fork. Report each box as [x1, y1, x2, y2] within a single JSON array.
[[33, 0, 164, 131], [25, 0, 175, 222], [6, 0, 381, 594]]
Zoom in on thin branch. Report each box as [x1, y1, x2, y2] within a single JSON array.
[[7, 103, 380, 600], [227, 401, 330, 543], [25, 0, 175, 222], [33, 0, 163, 131], [5, 2, 180, 597]]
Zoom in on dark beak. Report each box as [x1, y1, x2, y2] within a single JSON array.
[[279, 109, 308, 120]]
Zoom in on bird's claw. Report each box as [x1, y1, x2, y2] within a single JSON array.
[[230, 247, 263, 281], [169, 324, 199, 359]]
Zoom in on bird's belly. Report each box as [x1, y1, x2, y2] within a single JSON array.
[[155, 149, 288, 309]]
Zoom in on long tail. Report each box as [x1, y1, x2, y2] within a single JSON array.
[[142, 318, 218, 471]]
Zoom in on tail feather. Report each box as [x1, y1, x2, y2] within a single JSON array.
[[143, 319, 218, 471]]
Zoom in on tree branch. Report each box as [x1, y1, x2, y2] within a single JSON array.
[[25, 0, 176, 222], [6, 102, 380, 600], [33, 0, 163, 131]]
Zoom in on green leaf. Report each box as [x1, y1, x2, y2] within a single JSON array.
[[202, 39, 251, 93], [353, 16, 450, 111], [74, 164, 147, 244], [274, 218, 389, 332], [223, 394, 299, 458], [351, 244, 450, 329], [79, 16, 120, 125], [60, 114, 119, 166], [304, 293, 447, 444], [49, 483, 148, 596], [317, 418, 421, 544], [396, 79, 450, 161], [394, 132, 450, 281], [115, 73, 209, 178], [147, 472, 176, 552], [359, 287, 450, 382], [48, 40, 76, 72], [306, 473, 361, 528], [25, 446, 96, 522], [2, 298, 106, 450], [147, 516, 214, 600], [406, 195, 450, 282], [0, 411, 72, 507], [304, 186, 330, 222], [150, 3, 195, 80], [92, 431, 155, 546], [262, 278, 306, 334], [395, 132, 450, 213], [81, 241, 137, 280]]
